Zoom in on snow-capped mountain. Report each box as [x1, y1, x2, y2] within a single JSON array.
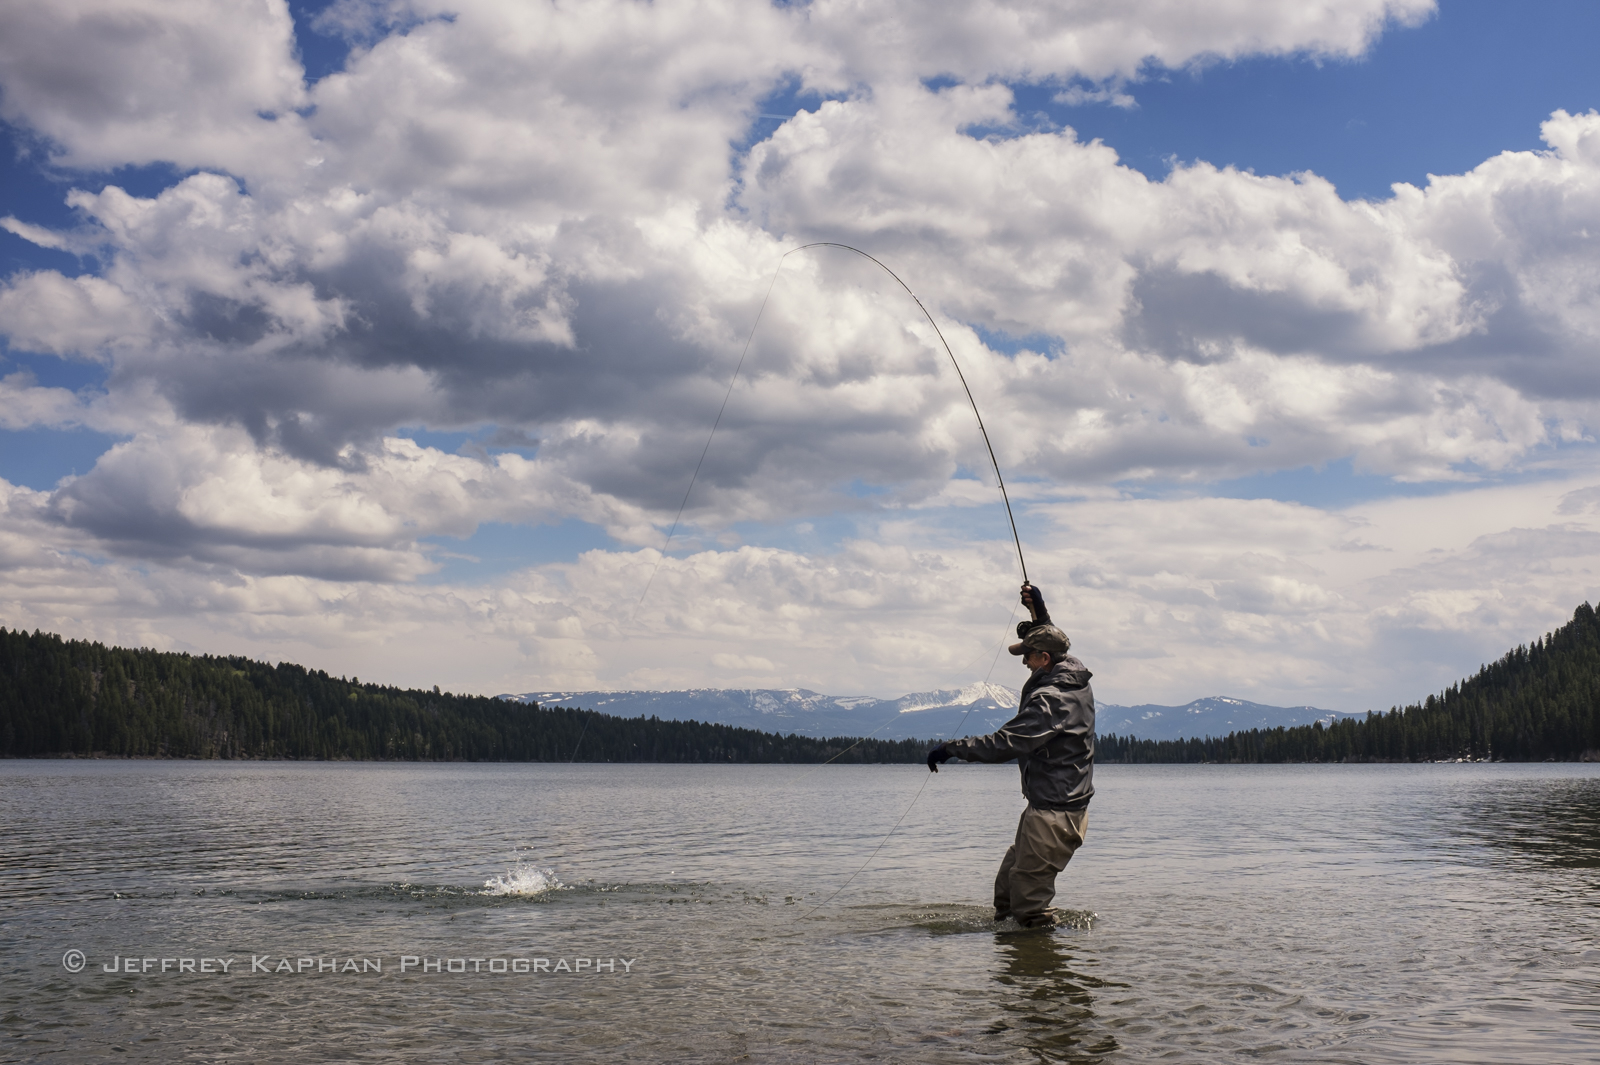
[[1095, 696, 1358, 742], [502, 683, 1020, 741], [502, 686, 1348, 742]]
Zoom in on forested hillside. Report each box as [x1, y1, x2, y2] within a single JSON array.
[[0, 628, 923, 763], [7, 602, 1600, 764], [1101, 603, 1600, 763]]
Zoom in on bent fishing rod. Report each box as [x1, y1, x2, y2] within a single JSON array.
[[620, 244, 1038, 917], [635, 242, 1029, 614]]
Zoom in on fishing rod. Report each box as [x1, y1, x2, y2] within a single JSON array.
[[794, 243, 1029, 584], [634, 242, 1029, 613]]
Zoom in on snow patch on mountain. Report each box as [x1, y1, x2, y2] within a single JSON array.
[[503, 686, 1346, 742]]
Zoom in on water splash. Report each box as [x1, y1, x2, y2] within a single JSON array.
[[897, 905, 1098, 934], [482, 860, 565, 897]]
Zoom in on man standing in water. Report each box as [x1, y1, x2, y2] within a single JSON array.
[[927, 583, 1094, 928]]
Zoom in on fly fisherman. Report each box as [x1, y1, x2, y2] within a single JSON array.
[[926, 583, 1094, 929]]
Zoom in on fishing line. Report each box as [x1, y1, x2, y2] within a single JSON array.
[[788, 602, 1020, 778], [624, 244, 1038, 919], [631, 257, 788, 616], [569, 713, 591, 763], [798, 770, 936, 920], [633, 242, 1029, 617], [795, 604, 1017, 919], [796, 697, 988, 921]]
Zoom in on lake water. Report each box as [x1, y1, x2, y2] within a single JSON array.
[[3, 760, 1598, 1063]]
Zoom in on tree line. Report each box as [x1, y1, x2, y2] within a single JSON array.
[[6, 602, 1600, 765], [1099, 603, 1600, 763], [0, 627, 925, 763]]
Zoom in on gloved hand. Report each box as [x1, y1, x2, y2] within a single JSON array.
[[1020, 582, 1050, 624], [1016, 583, 1053, 638], [927, 745, 954, 772]]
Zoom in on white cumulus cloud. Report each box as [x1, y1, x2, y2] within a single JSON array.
[[6, 0, 1600, 708]]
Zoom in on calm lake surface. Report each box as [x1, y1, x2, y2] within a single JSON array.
[[3, 760, 1598, 1063]]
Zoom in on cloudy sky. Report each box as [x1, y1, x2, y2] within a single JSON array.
[[3, 0, 1599, 711]]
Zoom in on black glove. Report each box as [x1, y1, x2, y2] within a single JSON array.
[[1017, 583, 1052, 638], [1021, 582, 1050, 622], [927, 745, 954, 772]]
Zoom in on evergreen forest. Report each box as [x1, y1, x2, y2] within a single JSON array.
[[1100, 603, 1600, 763], [0, 627, 924, 763], [4, 602, 1600, 763]]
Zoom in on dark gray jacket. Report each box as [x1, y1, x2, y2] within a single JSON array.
[[946, 657, 1095, 810]]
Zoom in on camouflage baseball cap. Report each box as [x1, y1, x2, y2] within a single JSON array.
[[1008, 623, 1071, 656]]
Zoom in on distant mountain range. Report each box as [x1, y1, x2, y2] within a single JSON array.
[[1096, 696, 1357, 742], [502, 686, 1357, 742]]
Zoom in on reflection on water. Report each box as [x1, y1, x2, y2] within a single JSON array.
[[991, 929, 1120, 1063], [1449, 775, 1600, 869]]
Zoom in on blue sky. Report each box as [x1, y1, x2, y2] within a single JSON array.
[[1039, 0, 1600, 203], [3, 0, 1600, 707], [8, 0, 1598, 503]]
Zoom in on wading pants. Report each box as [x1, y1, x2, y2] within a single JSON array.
[[994, 805, 1088, 926]]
